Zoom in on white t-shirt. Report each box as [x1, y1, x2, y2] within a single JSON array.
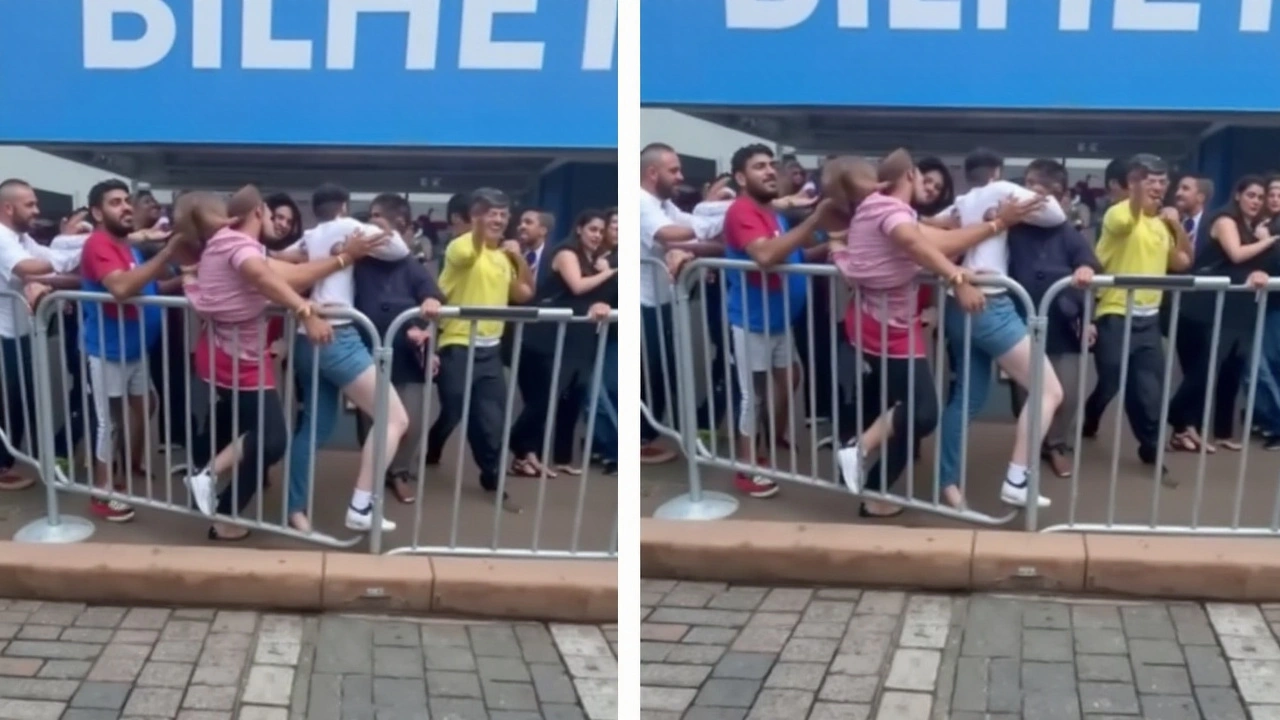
[[289, 217, 409, 329], [948, 180, 1066, 294], [0, 225, 81, 337], [639, 189, 724, 306]]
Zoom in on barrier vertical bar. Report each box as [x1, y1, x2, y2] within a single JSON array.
[[13, 297, 95, 543], [653, 260, 739, 520], [368, 341, 394, 555]]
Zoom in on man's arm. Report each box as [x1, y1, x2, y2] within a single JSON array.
[[1000, 182, 1066, 227], [1162, 210, 1194, 272], [642, 196, 721, 249], [733, 205, 825, 269], [502, 244, 535, 304], [98, 243, 176, 301], [358, 222, 409, 261]]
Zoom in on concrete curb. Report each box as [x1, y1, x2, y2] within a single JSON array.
[[0, 542, 617, 623], [642, 518, 1280, 601]]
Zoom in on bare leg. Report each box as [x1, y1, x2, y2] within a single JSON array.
[[341, 366, 410, 496], [996, 336, 1063, 504]]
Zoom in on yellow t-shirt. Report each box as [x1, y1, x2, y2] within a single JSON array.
[[437, 233, 514, 348], [1094, 202, 1174, 318]]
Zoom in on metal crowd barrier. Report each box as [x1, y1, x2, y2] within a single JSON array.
[[378, 306, 619, 559], [0, 289, 43, 502], [4, 290, 618, 558], [641, 255, 682, 446], [653, 258, 1044, 529], [651, 259, 1280, 538], [1035, 274, 1280, 536]]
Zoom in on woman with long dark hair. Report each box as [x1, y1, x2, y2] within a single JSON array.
[[1168, 176, 1275, 453], [264, 193, 304, 251], [915, 156, 957, 221], [508, 210, 616, 476]]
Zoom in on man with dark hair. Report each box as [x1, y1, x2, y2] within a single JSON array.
[[935, 148, 1067, 509], [424, 187, 533, 510], [1082, 154, 1194, 470], [79, 178, 173, 522], [0, 178, 83, 491], [720, 143, 830, 499], [515, 208, 555, 286], [1173, 175, 1213, 254], [350, 192, 444, 505], [276, 181, 412, 534], [1006, 159, 1102, 477]]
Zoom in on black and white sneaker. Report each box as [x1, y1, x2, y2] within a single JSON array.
[[345, 504, 396, 532]]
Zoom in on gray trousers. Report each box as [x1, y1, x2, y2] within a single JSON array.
[[1011, 352, 1082, 450]]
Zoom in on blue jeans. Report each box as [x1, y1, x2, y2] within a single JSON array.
[[938, 293, 1027, 489], [285, 326, 374, 515], [1255, 311, 1280, 435]]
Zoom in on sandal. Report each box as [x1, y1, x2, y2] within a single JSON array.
[[859, 502, 905, 519], [386, 471, 416, 504], [555, 465, 583, 477], [207, 525, 250, 542], [1170, 432, 1215, 454], [0, 472, 34, 491], [1217, 439, 1243, 451]]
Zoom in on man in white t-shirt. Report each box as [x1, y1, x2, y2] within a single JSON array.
[[935, 149, 1066, 511], [0, 179, 84, 491], [638, 143, 726, 463], [274, 183, 413, 535]]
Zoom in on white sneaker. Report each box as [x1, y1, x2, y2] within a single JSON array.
[[184, 469, 216, 517], [836, 446, 863, 492], [1000, 480, 1051, 508], [345, 505, 397, 533]]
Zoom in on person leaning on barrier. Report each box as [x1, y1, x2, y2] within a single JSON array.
[[0, 178, 85, 492], [351, 192, 445, 506], [1005, 159, 1102, 480], [931, 148, 1067, 512], [825, 152, 1041, 517], [174, 188, 377, 540], [424, 188, 535, 513], [77, 179, 175, 522], [1081, 154, 1193, 474], [272, 183, 413, 535], [1253, 176, 1280, 446], [509, 209, 617, 479], [1167, 176, 1277, 457]]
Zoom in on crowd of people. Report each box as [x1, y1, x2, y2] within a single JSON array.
[[640, 141, 1280, 517], [0, 178, 618, 541]]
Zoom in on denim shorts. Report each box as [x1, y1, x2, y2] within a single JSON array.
[[943, 291, 1027, 360], [294, 324, 373, 389]]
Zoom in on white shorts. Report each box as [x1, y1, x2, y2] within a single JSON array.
[[88, 357, 150, 463], [731, 327, 796, 436], [88, 357, 150, 399]]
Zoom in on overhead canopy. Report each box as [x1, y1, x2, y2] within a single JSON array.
[[671, 108, 1264, 163], [30, 144, 614, 196]]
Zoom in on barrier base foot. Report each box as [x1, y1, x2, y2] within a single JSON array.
[[653, 492, 739, 521], [13, 516, 96, 544]]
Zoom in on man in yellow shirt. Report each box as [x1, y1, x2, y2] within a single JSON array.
[[423, 188, 535, 506], [1082, 155, 1193, 468]]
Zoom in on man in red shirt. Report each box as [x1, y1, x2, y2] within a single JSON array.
[[721, 144, 832, 498], [79, 179, 172, 522]]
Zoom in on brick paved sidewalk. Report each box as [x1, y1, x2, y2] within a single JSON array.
[[0, 599, 617, 720], [641, 580, 1280, 720]]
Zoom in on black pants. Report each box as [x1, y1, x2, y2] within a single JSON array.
[[855, 351, 940, 493], [149, 310, 192, 449], [1169, 317, 1249, 439], [189, 387, 288, 516], [792, 280, 836, 421], [426, 346, 506, 491], [1085, 315, 1165, 458], [641, 304, 677, 442], [510, 347, 556, 458]]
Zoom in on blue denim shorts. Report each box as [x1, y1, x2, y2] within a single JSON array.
[[943, 292, 1027, 359], [294, 324, 373, 389]]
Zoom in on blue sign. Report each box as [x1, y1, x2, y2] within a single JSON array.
[[1, 0, 617, 149], [642, 0, 1280, 113]]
